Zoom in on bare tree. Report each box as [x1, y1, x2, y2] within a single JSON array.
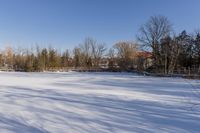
[[78, 37, 106, 69], [48, 47, 60, 70], [4, 47, 14, 69], [0, 49, 5, 68], [114, 41, 138, 70], [194, 32, 200, 73], [79, 38, 93, 68], [73, 47, 82, 68], [91, 42, 106, 67], [160, 35, 181, 74], [138, 15, 172, 70], [107, 48, 118, 71], [61, 49, 70, 68]]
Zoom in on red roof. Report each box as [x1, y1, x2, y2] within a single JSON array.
[[136, 51, 152, 58]]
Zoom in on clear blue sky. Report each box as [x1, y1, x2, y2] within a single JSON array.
[[0, 0, 200, 50]]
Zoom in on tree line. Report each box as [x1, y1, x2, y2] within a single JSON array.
[[0, 38, 139, 72], [0, 15, 200, 74], [138, 15, 200, 74]]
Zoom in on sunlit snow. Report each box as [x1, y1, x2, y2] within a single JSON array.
[[0, 72, 199, 133]]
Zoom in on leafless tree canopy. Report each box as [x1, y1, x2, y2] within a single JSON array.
[[113, 41, 138, 70], [138, 15, 172, 49]]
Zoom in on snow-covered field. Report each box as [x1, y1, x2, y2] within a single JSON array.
[[0, 72, 199, 133]]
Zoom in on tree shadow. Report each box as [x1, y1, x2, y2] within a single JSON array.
[[0, 73, 200, 132], [0, 83, 200, 132], [0, 114, 49, 133]]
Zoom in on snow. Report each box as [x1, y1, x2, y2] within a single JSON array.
[[0, 72, 199, 133]]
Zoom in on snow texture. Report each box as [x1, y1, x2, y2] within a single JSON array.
[[0, 72, 199, 133]]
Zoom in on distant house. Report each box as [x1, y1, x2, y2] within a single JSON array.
[[98, 58, 109, 69], [98, 52, 153, 71], [136, 51, 153, 70], [98, 58, 120, 70]]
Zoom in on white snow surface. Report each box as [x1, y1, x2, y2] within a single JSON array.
[[0, 72, 199, 133]]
